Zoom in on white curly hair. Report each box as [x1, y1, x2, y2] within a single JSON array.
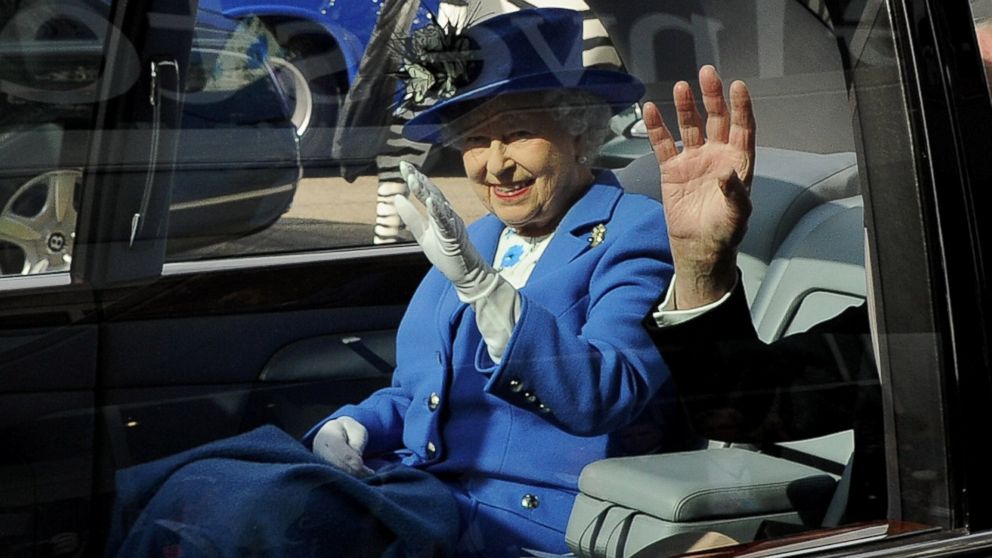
[[442, 90, 615, 163]]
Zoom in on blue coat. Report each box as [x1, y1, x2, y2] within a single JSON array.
[[306, 173, 678, 555]]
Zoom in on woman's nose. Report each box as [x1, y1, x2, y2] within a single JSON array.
[[486, 140, 514, 177]]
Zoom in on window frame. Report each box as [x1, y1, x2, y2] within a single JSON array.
[[888, 0, 992, 535], [853, 0, 992, 546]]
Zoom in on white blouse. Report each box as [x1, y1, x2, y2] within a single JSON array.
[[469, 227, 554, 363]]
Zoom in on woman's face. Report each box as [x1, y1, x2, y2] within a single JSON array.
[[457, 98, 592, 236]]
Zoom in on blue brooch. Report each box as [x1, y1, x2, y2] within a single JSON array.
[[501, 244, 524, 268]]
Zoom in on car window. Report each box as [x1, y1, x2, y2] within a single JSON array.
[[154, 1, 622, 265], [159, 8, 485, 265], [0, 0, 107, 279], [584, 0, 991, 554], [0, 2, 477, 277], [160, 15, 312, 260], [7, 0, 992, 556], [567, 2, 895, 554]]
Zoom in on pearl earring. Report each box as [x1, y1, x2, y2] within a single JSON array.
[[576, 154, 589, 165]]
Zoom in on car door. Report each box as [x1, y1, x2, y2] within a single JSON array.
[[0, 0, 192, 553], [0, 0, 434, 555]]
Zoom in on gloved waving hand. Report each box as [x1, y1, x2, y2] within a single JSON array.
[[395, 161, 499, 302], [395, 161, 519, 362]]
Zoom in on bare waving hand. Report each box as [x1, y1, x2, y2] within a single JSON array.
[[644, 65, 756, 309]]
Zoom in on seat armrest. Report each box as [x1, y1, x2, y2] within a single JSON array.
[[578, 448, 837, 522]]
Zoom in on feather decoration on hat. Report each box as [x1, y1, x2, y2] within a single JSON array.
[[389, 1, 486, 109], [331, 0, 423, 177]]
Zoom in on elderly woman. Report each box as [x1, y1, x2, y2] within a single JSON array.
[[106, 8, 686, 558], [306, 7, 686, 555]]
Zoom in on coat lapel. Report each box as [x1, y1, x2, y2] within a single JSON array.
[[526, 173, 623, 284]]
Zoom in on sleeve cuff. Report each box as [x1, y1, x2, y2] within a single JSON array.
[[652, 275, 738, 328]]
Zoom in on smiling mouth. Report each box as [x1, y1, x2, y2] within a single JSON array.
[[491, 179, 535, 199]]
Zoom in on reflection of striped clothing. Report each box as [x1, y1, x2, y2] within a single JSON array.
[[457, 0, 622, 70], [372, 0, 622, 244], [372, 108, 429, 244]]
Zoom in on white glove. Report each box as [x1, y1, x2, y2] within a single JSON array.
[[396, 161, 522, 362], [312, 417, 374, 478], [395, 161, 500, 302]]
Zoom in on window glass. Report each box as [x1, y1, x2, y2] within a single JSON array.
[[9, 0, 977, 556], [161, 9, 482, 263], [565, 2, 897, 554], [0, 0, 105, 276], [116, 0, 913, 556], [0, 2, 489, 270], [162, 16, 311, 259], [157, 3, 642, 264]]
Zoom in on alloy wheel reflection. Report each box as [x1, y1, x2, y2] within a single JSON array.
[[0, 169, 79, 275], [270, 56, 314, 138]]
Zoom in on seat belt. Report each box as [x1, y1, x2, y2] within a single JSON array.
[[821, 453, 855, 527]]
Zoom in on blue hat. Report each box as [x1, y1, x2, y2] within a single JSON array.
[[401, 8, 644, 144]]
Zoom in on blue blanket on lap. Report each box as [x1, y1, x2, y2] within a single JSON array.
[[105, 425, 458, 558]]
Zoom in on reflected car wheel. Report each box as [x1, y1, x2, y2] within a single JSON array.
[[0, 169, 79, 275], [270, 55, 314, 137], [267, 25, 349, 174]]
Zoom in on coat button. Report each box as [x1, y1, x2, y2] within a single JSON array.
[[426, 441, 437, 459], [521, 494, 540, 509], [538, 403, 551, 414], [509, 379, 523, 392], [524, 392, 537, 403], [427, 392, 440, 411]]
